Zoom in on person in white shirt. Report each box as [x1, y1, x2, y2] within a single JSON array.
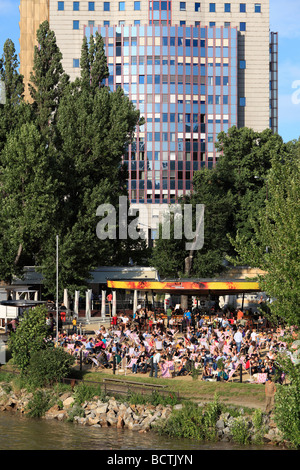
[[150, 350, 161, 378], [234, 329, 243, 353]]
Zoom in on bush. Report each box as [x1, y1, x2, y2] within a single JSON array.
[[156, 394, 221, 442], [26, 389, 53, 418], [73, 382, 102, 405], [27, 347, 75, 387], [273, 351, 300, 448], [252, 408, 266, 445], [231, 416, 250, 445], [8, 305, 49, 372], [274, 383, 300, 448], [67, 404, 86, 422]]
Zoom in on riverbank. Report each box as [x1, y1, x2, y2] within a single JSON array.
[[0, 383, 288, 448]]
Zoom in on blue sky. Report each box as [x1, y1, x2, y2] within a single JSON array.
[[0, 0, 299, 142]]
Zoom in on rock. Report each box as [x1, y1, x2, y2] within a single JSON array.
[[45, 405, 61, 420], [88, 416, 100, 426], [106, 410, 118, 426], [60, 392, 72, 402], [95, 403, 108, 415], [77, 417, 88, 425], [216, 419, 225, 430], [173, 404, 183, 411], [57, 410, 68, 421], [63, 397, 75, 408], [108, 399, 119, 413], [117, 415, 125, 429], [98, 413, 109, 427]]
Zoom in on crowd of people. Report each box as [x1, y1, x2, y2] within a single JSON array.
[[56, 306, 296, 384]]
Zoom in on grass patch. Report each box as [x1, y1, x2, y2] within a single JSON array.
[[80, 370, 266, 407]]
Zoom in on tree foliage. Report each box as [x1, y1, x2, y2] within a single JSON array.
[[8, 305, 49, 372], [230, 140, 300, 326], [151, 126, 285, 279], [27, 348, 75, 387]]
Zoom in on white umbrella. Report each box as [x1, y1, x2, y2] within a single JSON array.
[[86, 289, 92, 323], [63, 289, 69, 310]]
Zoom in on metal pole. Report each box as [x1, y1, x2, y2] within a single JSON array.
[[56, 235, 59, 344]]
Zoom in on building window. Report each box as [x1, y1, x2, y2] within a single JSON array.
[[224, 3, 230, 12], [255, 3, 261, 13], [58, 1, 64, 10], [134, 20, 140, 25], [73, 1, 79, 10], [195, 2, 200, 11], [239, 60, 246, 69], [104, 20, 110, 25], [73, 59, 80, 68], [104, 2, 110, 10], [119, 20, 125, 25], [134, 1, 140, 10], [240, 22, 246, 31], [239, 97, 246, 107], [180, 2, 186, 10], [73, 20, 79, 29], [180, 20, 186, 25], [209, 21, 215, 27], [195, 21, 200, 25], [224, 21, 230, 28], [209, 3, 215, 12], [240, 3, 246, 12], [119, 1, 125, 11], [88, 1, 95, 10], [88, 20, 95, 26]]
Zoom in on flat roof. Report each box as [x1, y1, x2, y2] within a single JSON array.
[[107, 279, 261, 295]]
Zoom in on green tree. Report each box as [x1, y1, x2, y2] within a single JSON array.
[[37, 32, 143, 295], [151, 127, 282, 279], [80, 32, 109, 91], [0, 38, 32, 156], [0, 38, 24, 104], [274, 336, 300, 448], [28, 20, 69, 139], [150, 210, 186, 278], [0, 122, 59, 282], [8, 305, 49, 372]]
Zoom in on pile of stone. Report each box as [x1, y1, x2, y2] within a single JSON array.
[[214, 410, 284, 445], [45, 394, 173, 432]]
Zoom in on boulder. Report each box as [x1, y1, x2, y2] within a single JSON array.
[[63, 396, 75, 409]]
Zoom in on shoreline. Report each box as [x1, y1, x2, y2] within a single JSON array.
[[0, 382, 288, 449]]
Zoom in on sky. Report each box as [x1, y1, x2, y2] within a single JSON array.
[[0, 0, 299, 142]]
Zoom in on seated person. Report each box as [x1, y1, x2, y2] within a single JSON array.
[[85, 338, 95, 353], [202, 365, 213, 380], [176, 357, 189, 376]]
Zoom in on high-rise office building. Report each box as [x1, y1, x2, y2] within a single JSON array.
[[19, 0, 278, 232]]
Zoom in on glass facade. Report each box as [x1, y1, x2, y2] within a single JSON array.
[[86, 24, 237, 204]]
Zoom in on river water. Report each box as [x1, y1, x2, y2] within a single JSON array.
[[0, 411, 283, 451]]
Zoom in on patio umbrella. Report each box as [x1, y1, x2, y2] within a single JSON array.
[[63, 289, 69, 311], [86, 289, 92, 322]]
